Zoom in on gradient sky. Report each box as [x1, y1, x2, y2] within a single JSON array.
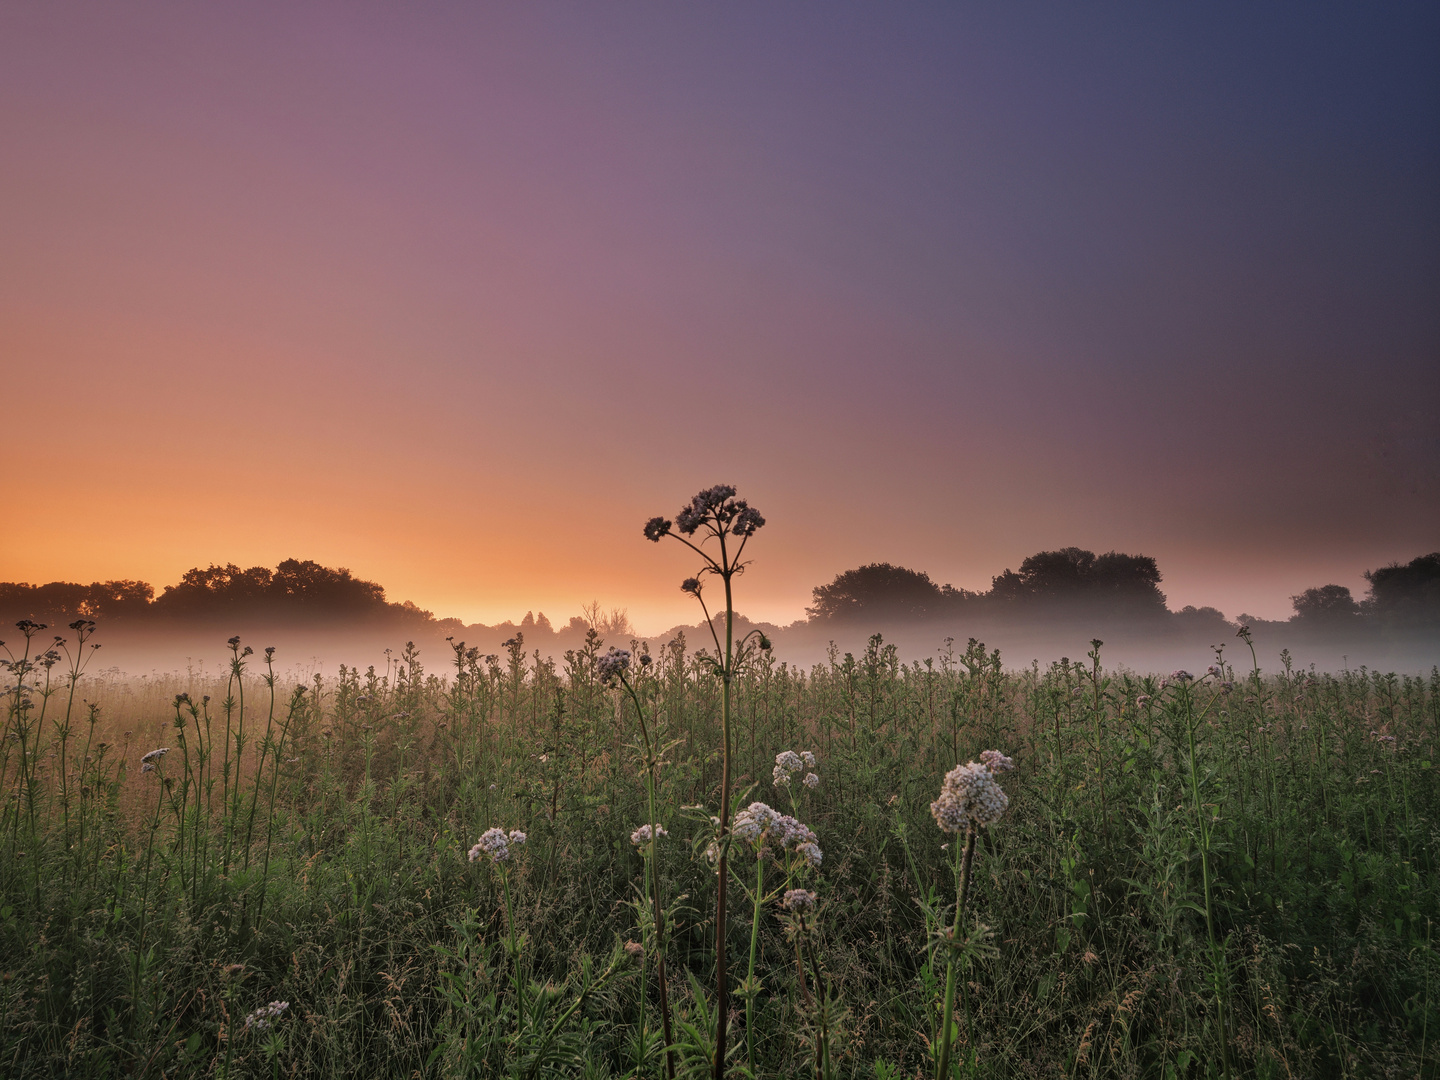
[[3, 3, 1437, 631]]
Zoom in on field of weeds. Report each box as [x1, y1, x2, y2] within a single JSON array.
[[2, 489, 1436, 1079]]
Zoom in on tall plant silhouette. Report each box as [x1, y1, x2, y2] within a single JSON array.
[[644, 485, 767, 1080]]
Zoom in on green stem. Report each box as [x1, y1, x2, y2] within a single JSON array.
[[936, 825, 977, 1080]]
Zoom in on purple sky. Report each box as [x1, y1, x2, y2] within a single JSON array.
[[2, 3, 1436, 629]]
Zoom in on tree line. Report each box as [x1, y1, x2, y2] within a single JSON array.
[[2, 549, 1437, 632]]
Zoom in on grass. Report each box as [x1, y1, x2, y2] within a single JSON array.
[[1, 615, 1437, 1079]]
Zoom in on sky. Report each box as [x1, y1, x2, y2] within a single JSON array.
[[2, 2, 1437, 631]]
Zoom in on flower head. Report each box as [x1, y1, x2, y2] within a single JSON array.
[[596, 647, 632, 685], [468, 826, 524, 863], [782, 888, 817, 914], [801, 751, 816, 768], [643, 516, 672, 542], [680, 577, 701, 595], [1170, 670, 1194, 683], [979, 749, 1014, 774], [930, 761, 1009, 833], [141, 747, 170, 765], [630, 823, 669, 846], [244, 1000, 289, 1033], [803, 772, 820, 789]]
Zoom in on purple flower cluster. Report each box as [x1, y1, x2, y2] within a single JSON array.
[[596, 647, 632, 684], [644, 484, 766, 542], [468, 827, 527, 863], [729, 801, 823, 867]]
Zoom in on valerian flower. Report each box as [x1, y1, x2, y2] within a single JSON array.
[[244, 1000, 290, 1032], [630, 824, 669, 846], [643, 516, 672, 542], [978, 749, 1014, 774], [803, 772, 819, 789], [782, 889, 817, 914], [141, 747, 170, 764], [469, 826, 526, 863], [596, 647, 632, 684], [930, 760, 1009, 833]]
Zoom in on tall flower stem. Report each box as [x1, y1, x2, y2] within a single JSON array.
[[715, 549, 734, 1080], [643, 485, 766, 1080], [936, 824, 977, 1080]]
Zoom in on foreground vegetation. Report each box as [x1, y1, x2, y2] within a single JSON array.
[[1, 620, 1433, 1078], [2, 484, 1436, 1079]]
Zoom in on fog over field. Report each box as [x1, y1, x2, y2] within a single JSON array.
[[7, 549, 1437, 678]]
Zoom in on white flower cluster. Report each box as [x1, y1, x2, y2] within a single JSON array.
[[468, 827, 527, 863], [978, 750, 1014, 774], [141, 747, 169, 764], [630, 823, 669, 846], [930, 755, 1010, 833], [244, 1000, 289, 1032], [773, 749, 817, 786], [782, 888, 817, 914], [802, 772, 820, 789], [729, 801, 823, 867]]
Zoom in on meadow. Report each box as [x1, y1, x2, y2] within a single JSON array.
[[2, 491, 1436, 1079]]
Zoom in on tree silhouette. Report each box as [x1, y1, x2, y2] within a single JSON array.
[[1291, 584, 1361, 622], [1364, 552, 1440, 624], [807, 563, 945, 621]]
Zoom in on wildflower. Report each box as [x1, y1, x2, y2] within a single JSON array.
[[222, 963, 245, 980], [469, 826, 524, 863], [1220, 681, 1234, 693], [596, 647, 631, 684], [639, 652, 653, 668], [624, 939, 645, 959], [979, 750, 1014, 773], [1170, 670, 1194, 682], [795, 842, 823, 868], [681, 578, 701, 594], [782, 889, 817, 914], [630, 823, 669, 846], [775, 750, 803, 775], [1135, 694, 1151, 707], [803, 772, 819, 789], [243, 1000, 290, 1033], [1207, 665, 1222, 678], [643, 516, 673, 542], [141, 762, 155, 774], [141, 747, 170, 764], [801, 750, 816, 768], [930, 761, 1009, 833]]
